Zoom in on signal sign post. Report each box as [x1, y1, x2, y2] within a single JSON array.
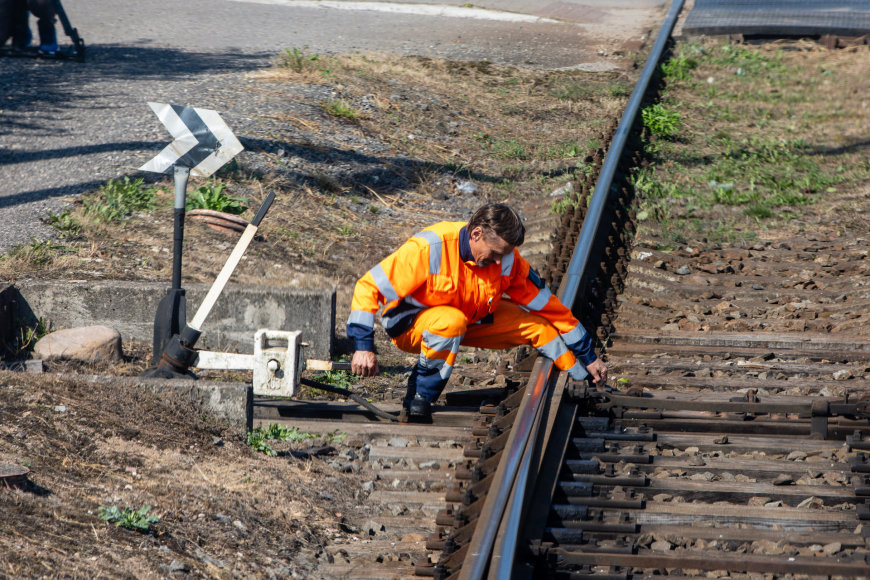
[[140, 103, 243, 364]]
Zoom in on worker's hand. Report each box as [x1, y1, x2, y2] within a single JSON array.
[[586, 358, 608, 386], [351, 350, 379, 377]]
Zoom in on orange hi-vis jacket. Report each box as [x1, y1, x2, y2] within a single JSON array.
[[346, 221, 598, 368]]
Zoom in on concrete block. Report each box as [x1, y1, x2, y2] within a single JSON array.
[[12, 280, 335, 360], [90, 375, 253, 434]]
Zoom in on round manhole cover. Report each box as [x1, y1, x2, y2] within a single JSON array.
[[0, 462, 30, 489]]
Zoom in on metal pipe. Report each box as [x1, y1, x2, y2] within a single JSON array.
[[458, 1, 687, 577]]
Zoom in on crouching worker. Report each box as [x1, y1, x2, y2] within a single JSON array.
[[347, 203, 608, 422]]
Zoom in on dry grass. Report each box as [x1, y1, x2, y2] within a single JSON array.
[[632, 39, 870, 247], [0, 371, 346, 577], [3, 51, 637, 294]]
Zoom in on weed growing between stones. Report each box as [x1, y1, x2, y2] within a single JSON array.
[[631, 38, 870, 248]]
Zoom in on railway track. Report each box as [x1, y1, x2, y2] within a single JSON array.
[[415, 1, 870, 578], [252, 2, 870, 578]]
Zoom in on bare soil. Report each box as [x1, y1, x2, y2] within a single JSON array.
[[1, 38, 869, 578]]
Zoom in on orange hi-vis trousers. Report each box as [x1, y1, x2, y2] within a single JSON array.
[[393, 301, 587, 403]]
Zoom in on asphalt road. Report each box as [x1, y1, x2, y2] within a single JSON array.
[[0, 0, 665, 253]]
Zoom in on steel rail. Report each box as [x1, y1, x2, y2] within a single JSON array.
[[457, 1, 687, 578]]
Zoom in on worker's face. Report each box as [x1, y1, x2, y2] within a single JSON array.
[[469, 226, 514, 267]]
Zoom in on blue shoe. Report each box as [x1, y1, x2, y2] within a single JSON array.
[[38, 43, 59, 58]]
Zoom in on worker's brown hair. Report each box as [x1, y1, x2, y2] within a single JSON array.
[[468, 203, 525, 247]]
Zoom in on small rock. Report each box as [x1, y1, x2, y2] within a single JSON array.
[[748, 497, 771, 507], [833, 369, 853, 380], [233, 520, 247, 531], [773, 473, 795, 486], [339, 521, 359, 534], [389, 437, 410, 448], [362, 481, 375, 492], [786, 451, 807, 461], [822, 542, 842, 556], [33, 325, 122, 364], [713, 435, 729, 445], [454, 181, 479, 196], [650, 540, 673, 552], [675, 266, 692, 275], [797, 496, 824, 509], [419, 461, 440, 470], [167, 560, 188, 573], [53, 405, 67, 413], [654, 260, 667, 270], [549, 182, 574, 197], [755, 540, 786, 555], [365, 521, 385, 535], [341, 461, 361, 474]]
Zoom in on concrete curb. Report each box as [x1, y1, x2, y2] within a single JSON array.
[[10, 280, 336, 359], [76, 374, 253, 435]]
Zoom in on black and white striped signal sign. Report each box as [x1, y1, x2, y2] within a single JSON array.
[[140, 102, 244, 178]]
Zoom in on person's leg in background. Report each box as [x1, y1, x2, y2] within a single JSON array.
[[0, 0, 30, 49], [27, 0, 57, 55]]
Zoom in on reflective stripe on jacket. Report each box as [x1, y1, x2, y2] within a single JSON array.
[[347, 221, 597, 364]]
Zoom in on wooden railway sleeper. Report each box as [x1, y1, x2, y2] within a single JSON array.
[[575, 417, 656, 442], [567, 473, 649, 487], [546, 532, 636, 555], [557, 494, 645, 510], [539, 548, 870, 577], [571, 451, 651, 464]]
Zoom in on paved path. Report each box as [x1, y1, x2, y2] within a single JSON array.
[[0, 0, 665, 252]]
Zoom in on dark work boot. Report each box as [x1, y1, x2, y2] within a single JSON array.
[[408, 393, 432, 423]]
